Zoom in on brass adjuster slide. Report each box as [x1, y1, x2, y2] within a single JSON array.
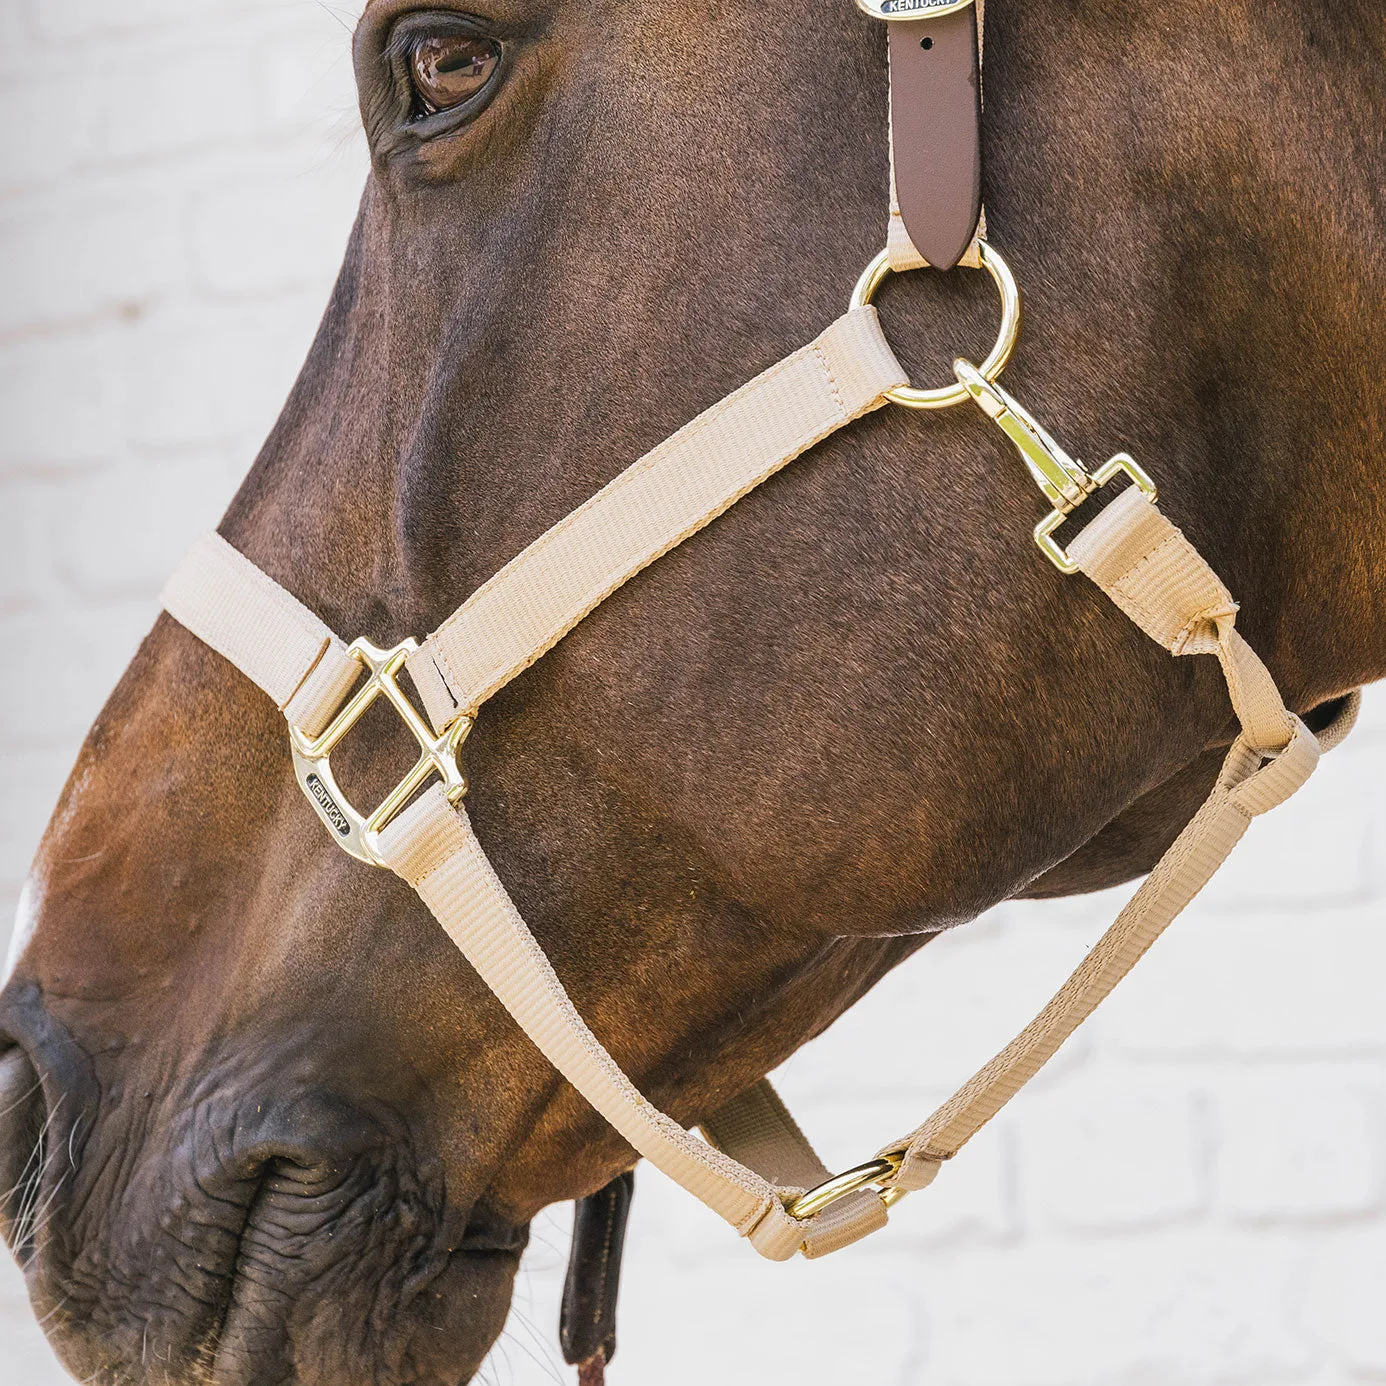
[[288, 637, 472, 867], [953, 359, 1158, 573]]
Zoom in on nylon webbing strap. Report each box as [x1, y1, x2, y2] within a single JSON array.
[[374, 789, 809, 1259], [161, 532, 359, 738], [162, 307, 912, 1262], [701, 1078, 890, 1259], [878, 489, 1356, 1192], [406, 308, 907, 732]]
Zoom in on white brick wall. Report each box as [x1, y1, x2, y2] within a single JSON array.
[[1, 4, 1382, 1382]]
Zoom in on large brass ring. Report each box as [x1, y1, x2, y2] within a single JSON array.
[[849, 241, 1021, 410], [786, 1153, 903, 1222]]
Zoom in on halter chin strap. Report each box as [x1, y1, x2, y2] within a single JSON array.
[[157, 0, 1361, 1266]]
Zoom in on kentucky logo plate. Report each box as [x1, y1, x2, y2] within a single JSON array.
[[855, 0, 975, 19]]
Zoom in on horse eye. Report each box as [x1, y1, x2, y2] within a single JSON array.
[[409, 34, 501, 115]]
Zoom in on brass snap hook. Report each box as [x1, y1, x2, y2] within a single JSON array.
[[953, 359, 1158, 572]]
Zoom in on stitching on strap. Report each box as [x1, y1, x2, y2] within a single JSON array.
[[812, 340, 846, 418]]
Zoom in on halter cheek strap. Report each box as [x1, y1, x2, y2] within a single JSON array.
[[155, 0, 1362, 1265], [164, 308, 908, 1262]]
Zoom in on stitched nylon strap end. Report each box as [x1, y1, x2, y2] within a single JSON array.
[[161, 532, 359, 738], [376, 787, 815, 1261]]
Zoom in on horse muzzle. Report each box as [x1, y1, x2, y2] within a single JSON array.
[[0, 982, 525, 1386]]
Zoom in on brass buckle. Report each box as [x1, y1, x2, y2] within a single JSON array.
[[786, 1150, 906, 1222], [288, 637, 472, 868], [953, 359, 1158, 573]]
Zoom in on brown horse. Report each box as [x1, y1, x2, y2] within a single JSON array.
[[2, 0, 1383, 1381]]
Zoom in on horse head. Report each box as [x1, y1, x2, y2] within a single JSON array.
[[2, 1, 1383, 1382]]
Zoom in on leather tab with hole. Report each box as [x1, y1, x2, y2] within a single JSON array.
[[887, 3, 983, 269]]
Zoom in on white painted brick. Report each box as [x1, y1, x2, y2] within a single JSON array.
[[123, 305, 309, 453], [0, 331, 124, 469], [0, 80, 94, 193], [27, 0, 238, 38], [54, 457, 235, 599], [1101, 900, 1386, 1059], [0, 5, 39, 80], [1017, 1077, 1207, 1231], [0, 603, 155, 751], [915, 1232, 1314, 1386], [0, 482, 55, 610], [0, 747, 74, 889], [773, 905, 1096, 1110], [0, 192, 184, 334], [255, 17, 361, 139], [1307, 1226, 1386, 1373], [91, 40, 258, 163], [28, 0, 189, 36], [615, 1244, 922, 1386], [1214, 1074, 1383, 1223], [190, 169, 361, 298]]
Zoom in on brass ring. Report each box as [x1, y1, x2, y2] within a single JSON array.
[[849, 241, 1022, 410], [786, 1153, 903, 1222]]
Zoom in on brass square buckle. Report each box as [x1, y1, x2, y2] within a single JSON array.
[[288, 637, 472, 868]]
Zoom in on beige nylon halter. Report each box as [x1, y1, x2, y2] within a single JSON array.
[[158, 0, 1359, 1264]]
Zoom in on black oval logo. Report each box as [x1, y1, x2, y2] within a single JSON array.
[[306, 773, 352, 837]]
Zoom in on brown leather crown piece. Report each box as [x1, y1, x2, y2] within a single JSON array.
[[888, 4, 983, 269]]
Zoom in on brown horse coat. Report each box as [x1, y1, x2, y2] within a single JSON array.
[[1, 1, 1383, 1381]]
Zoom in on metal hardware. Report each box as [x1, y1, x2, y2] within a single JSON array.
[[289, 637, 472, 868], [953, 358, 1158, 573], [786, 1150, 905, 1221], [850, 241, 1022, 410], [855, 0, 976, 19]]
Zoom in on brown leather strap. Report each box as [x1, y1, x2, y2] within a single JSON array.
[[888, 3, 983, 269], [560, 1170, 636, 1374], [576, 1360, 606, 1386]]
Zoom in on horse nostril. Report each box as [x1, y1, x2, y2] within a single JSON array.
[[0, 1044, 49, 1259]]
